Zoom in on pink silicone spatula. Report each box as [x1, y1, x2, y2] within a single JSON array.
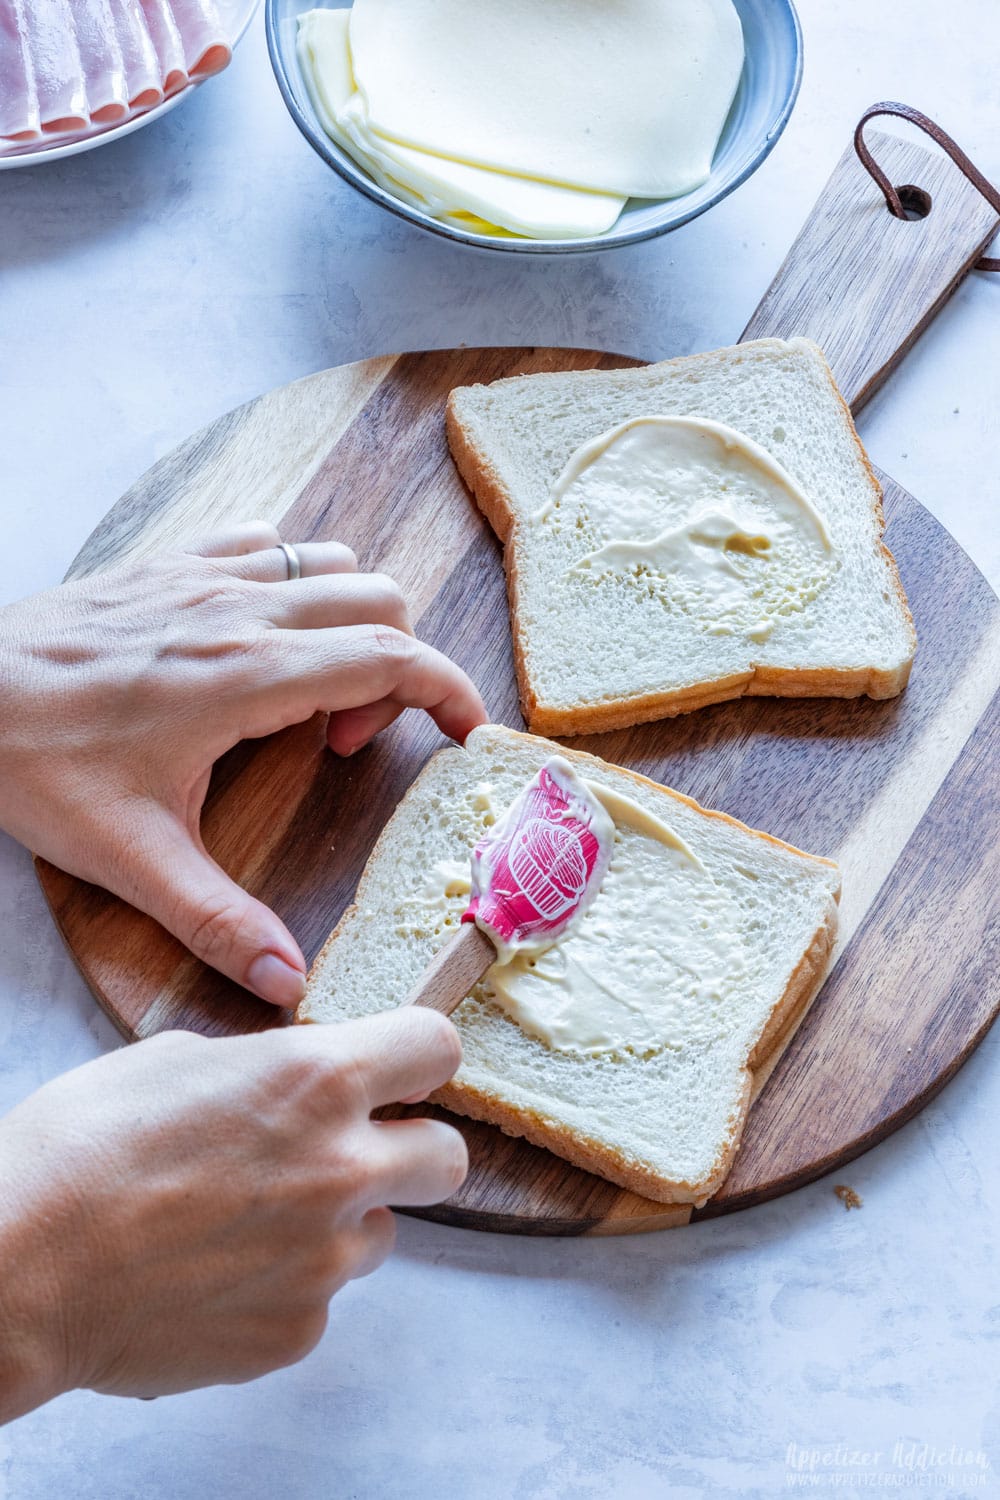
[[402, 757, 615, 1017]]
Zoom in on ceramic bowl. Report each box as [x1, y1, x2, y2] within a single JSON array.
[[266, 0, 802, 253]]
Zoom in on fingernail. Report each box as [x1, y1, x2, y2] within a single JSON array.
[[247, 953, 306, 1007], [329, 730, 365, 757]]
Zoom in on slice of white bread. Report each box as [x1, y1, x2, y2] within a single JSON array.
[[298, 725, 841, 1206], [446, 338, 916, 735]]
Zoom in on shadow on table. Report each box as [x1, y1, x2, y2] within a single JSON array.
[[0, 77, 229, 277]]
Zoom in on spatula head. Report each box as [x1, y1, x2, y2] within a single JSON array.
[[463, 756, 615, 964]]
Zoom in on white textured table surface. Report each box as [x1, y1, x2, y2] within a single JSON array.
[[1, 3, 999, 1495]]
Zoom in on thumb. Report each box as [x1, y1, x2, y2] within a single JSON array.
[[119, 811, 307, 1008]]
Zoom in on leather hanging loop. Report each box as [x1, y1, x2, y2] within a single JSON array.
[[854, 101, 1000, 272]]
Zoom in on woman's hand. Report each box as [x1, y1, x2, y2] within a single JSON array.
[[0, 522, 486, 1007], [0, 1008, 467, 1422]]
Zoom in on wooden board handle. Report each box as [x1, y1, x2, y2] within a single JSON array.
[[740, 128, 1000, 412], [403, 921, 496, 1017]]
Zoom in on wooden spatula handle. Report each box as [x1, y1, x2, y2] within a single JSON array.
[[740, 128, 999, 413], [403, 921, 496, 1017]]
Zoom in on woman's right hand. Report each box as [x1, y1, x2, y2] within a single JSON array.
[[0, 1008, 467, 1423]]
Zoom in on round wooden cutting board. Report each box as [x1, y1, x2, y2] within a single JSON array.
[[35, 132, 1000, 1234]]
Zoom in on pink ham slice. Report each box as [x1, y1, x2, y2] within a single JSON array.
[[0, 0, 40, 139], [0, 0, 232, 147], [73, 0, 128, 122], [25, 0, 88, 133], [138, 0, 185, 94], [107, 0, 162, 108], [168, 0, 228, 78]]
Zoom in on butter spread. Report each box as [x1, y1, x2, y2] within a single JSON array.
[[486, 833, 744, 1056], [395, 779, 745, 1057], [583, 779, 704, 873], [297, 0, 744, 239], [541, 416, 835, 641], [470, 782, 496, 816]]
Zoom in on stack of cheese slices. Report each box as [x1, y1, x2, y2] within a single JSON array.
[[296, 0, 745, 239]]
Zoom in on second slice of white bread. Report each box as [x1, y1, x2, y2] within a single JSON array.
[[298, 725, 841, 1206], [446, 338, 916, 735]]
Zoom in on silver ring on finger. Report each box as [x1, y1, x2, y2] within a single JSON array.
[[276, 542, 302, 581]]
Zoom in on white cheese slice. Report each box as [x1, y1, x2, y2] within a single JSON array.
[[348, 0, 745, 200], [297, 9, 627, 239]]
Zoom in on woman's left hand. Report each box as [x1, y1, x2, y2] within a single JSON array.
[[0, 522, 487, 1008]]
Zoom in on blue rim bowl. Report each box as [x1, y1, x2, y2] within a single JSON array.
[[266, 0, 802, 254]]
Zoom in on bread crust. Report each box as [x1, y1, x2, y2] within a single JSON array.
[[446, 339, 917, 736], [428, 898, 838, 1208], [298, 725, 841, 1208]]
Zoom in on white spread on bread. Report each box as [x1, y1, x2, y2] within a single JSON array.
[[296, 0, 744, 239], [398, 780, 744, 1057], [539, 416, 836, 642], [582, 780, 704, 872], [487, 830, 745, 1056]]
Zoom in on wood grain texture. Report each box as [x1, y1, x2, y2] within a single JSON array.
[[741, 129, 1000, 411], [35, 126, 1000, 1234], [67, 357, 399, 580], [36, 348, 1000, 1234]]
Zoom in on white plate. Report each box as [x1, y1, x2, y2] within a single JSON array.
[[0, 0, 259, 169]]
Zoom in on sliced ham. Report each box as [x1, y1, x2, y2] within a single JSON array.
[[107, 0, 162, 107], [0, 0, 40, 140], [0, 0, 232, 147], [72, 0, 128, 122], [168, 0, 229, 78], [138, 0, 185, 95], [25, 0, 88, 133]]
